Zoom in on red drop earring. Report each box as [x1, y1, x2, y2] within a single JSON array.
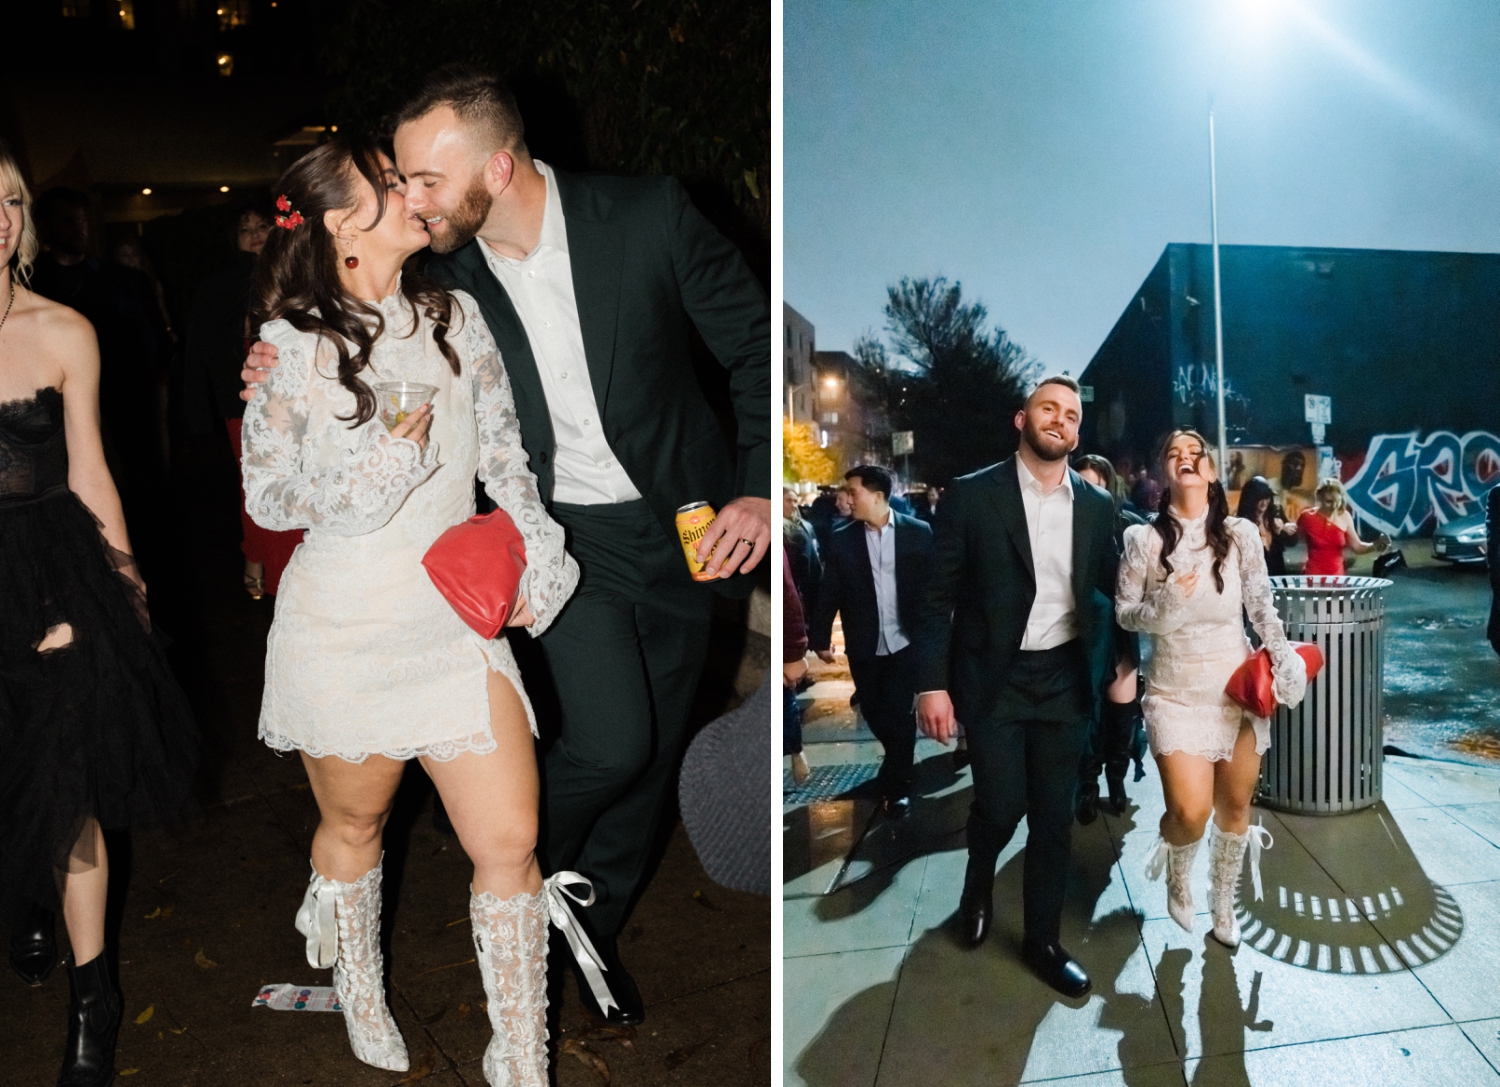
[[344, 255, 359, 269]]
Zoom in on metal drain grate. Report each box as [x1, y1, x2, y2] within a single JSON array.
[[783, 761, 880, 805]]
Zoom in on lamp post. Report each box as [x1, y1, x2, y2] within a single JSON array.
[[1209, 104, 1228, 475]]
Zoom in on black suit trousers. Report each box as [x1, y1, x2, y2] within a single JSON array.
[[965, 641, 1091, 946], [846, 647, 919, 794], [538, 499, 713, 936]]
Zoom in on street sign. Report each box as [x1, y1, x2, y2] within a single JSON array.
[[892, 431, 914, 457], [1304, 394, 1332, 425]]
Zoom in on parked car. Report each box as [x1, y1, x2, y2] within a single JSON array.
[[1432, 510, 1488, 565]]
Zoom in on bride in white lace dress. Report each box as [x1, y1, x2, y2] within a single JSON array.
[[1116, 429, 1307, 948], [241, 138, 579, 1086]]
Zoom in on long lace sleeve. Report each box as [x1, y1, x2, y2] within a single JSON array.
[[241, 320, 438, 536], [460, 299, 579, 636], [1115, 525, 1193, 635], [1235, 520, 1307, 706]]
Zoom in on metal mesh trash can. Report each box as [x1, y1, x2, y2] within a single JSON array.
[[1257, 575, 1393, 815]]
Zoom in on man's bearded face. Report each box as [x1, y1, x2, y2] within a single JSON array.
[[425, 172, 493, 254]]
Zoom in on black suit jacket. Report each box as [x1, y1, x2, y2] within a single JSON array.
[[914, 457, 1118, 724], [810, 513, 934, 662], [425, 169, 771, 577]]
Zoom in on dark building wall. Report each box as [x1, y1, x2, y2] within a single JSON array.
[[1082, 242, 1500, 533], [1077, 249, 1173, 471]]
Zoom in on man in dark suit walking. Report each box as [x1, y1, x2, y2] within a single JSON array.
[[245, 66, 769, 1025], [914, 376, 1116, 998], [811, 465, 933, 816]]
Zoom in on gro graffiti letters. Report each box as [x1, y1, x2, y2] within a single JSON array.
[[1344, 430, 1500, 535]]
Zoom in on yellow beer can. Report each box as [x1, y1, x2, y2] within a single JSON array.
[[676, 501, 719, 582]]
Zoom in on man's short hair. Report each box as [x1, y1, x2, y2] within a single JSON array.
[[393, 64, 527, 155], [1032, 374, 1081, 397], [844, 464, 893, 500]]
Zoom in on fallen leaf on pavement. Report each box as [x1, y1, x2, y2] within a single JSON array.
[[692, 890, 721, 911], [118, 1071, 140, 1077], [134, 1006, 154, 1025], [396, 1045, 436, 1083], [143, 908, 161, 920], [581, 1023, 637, 1052], [416, 1005, 446, 1026], [194, 950, 218, 970], [561, 1038, 610, 1084], [456, 1003, 470, 1019]]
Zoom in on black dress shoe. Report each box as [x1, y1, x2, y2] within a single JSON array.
[[58, 953, 121, 1087], [1022, 941, 1091, 999], [575, 935, 645, 1026], [10, 904, 56, 987], [958, 882, 993, 948]]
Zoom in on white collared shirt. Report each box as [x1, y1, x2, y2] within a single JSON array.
[[479, 160, 642, 505], [1016, 457, 1077, 650], [863, 512, 910, 656]]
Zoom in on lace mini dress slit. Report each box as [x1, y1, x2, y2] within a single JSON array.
[[240, 290, 578, 763], [1116, 512, 1306, 763], [0, 387, 197, 921]]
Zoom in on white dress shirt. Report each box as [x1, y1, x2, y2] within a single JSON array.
[[1016, 457, 1078, 650], [864, 513, 910, 656], [480, 161, 643, 505]]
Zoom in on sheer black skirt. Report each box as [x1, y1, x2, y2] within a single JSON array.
[[0, 487, 197, 921]]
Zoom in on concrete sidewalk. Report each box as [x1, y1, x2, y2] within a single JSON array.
[[784, 735, 1500, 1086]]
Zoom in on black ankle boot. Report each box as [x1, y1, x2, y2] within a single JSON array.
[[10, 903, 57, 986], [58, 953, 121, 1087], [1102, 701, 1142, 815]]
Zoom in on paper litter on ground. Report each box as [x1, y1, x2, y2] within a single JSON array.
[[252, 984, 342, 1012]]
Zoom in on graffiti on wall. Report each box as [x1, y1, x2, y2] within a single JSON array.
[[1173, 364, 1239, 405], [1344, 430, 1500, 535]]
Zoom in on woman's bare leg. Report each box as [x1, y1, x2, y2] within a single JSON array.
[[1211, 724, 1263, 835], [1155, 750, 1215, 846], [421, 669, 542, 898], [300, 753, 406, 881], [59, 819, 108, 965]]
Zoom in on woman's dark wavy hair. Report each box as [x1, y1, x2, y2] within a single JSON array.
[[252, 137, 459, 427], [1235, 474, 1277, 525], [1153, 428, 1232, 594]]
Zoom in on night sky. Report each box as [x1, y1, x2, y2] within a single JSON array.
[[784, 0, 1500, 372]]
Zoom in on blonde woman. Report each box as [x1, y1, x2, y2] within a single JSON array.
[[1298, 476, 1389, 576], [1117, 430, 1307, 947], [0, 142, 197, 1086]]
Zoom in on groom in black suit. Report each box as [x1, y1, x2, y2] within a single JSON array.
[[244, 66, 769, 1024], [914, 376, 1115, 998]]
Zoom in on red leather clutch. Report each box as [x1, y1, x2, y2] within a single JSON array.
[[421, 510, 528, 639], [1224, 642, 1324, 717]]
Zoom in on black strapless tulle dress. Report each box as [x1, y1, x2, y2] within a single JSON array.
[[0, 387, 197, 919]]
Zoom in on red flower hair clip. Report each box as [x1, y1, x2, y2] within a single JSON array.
[[274, 193, 305, 230]]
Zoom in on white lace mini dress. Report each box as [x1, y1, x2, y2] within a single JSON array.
[[241, 288, 579, 762], [1116, 512, 1306, 762]]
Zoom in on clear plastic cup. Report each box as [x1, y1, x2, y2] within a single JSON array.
[[373, 382, 437, 431]]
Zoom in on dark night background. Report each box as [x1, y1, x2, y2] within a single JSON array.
[[0, 7, 772, 1083]]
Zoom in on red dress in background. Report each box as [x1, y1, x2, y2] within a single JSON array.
[[226, 418, 303, 595], [1298, 509, 1349, 576]]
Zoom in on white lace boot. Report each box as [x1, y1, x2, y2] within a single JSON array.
[[295, 860, 409, 1072], [470, 887, 549, 1087], [1207, 824, 1250, 947], [1145, 835, 1201, 932]]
